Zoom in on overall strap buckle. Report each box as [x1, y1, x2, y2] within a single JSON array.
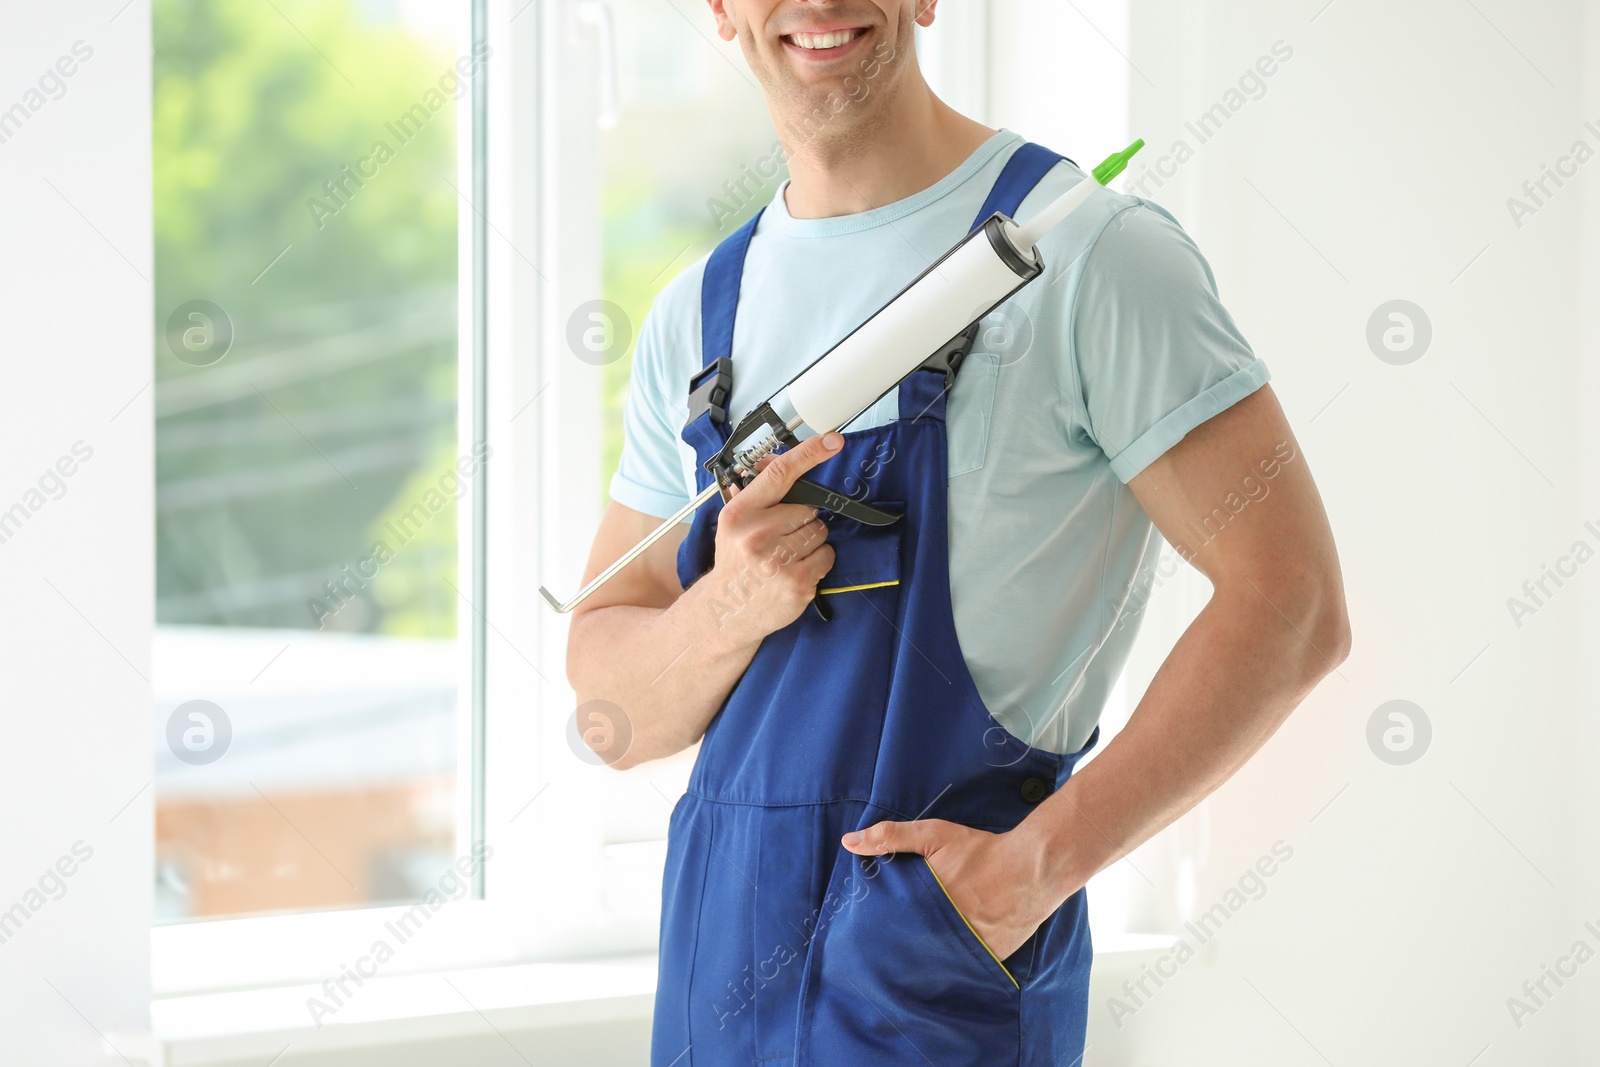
[[685, 356, 733, 428], [920, 321, 980, 391]]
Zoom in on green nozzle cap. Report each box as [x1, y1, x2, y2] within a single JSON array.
[[1092, 139, 1145, 186]]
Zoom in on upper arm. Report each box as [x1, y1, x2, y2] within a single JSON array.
[[1127, 384, 1341, 600], [571, 501, 690, 619]]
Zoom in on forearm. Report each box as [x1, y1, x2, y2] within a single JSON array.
[[1014, 579, 1350, 900], [567, 569, 762, 768]]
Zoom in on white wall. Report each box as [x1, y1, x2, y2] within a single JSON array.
[[0, 2, 154, 1065], [998, 0, 1597, 1063], [989, 0, 1130, 163], [1578, 5, 1600, 1065]]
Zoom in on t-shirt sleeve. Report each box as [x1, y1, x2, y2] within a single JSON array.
[[1068, 202, 1271, 483], [607, 302, 695, 521]]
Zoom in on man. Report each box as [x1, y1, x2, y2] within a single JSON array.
[[565, 1, 1350, 1064]]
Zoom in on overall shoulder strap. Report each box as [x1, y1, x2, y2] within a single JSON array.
[[969, 141, 1076, 231], [682, 206, 764, 465], [699, 207, 764, 369]]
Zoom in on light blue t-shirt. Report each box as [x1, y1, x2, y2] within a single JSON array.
[[609, 129, 1270, 754]]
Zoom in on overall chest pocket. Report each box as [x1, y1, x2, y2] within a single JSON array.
[[814, 502, 903, 597]]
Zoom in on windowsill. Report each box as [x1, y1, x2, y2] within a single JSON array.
[[117, 936, 1177, 1065], [118, 956, 657, 1066]]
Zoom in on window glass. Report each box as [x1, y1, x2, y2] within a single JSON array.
[[152, 0, 469, 922]]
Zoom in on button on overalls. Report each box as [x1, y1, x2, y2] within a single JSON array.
[[655, 143, 1101, 1067]]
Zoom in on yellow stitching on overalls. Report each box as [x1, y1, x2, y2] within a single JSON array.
[[816, 580, 900, 595], [922, 856, 1019, 989]]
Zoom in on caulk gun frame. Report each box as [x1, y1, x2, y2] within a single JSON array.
[[707, 402, 803, 486]]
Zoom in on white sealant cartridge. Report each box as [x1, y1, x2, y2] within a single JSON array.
[[771, 139, 1144, 441]]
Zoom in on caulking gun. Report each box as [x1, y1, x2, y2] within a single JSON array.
[[540, 138, 1144, 617]]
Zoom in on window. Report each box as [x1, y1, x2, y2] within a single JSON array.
[[153, 0, 477, 925], [150, 0, 513, 994]]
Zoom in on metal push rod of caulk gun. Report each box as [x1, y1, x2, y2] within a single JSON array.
[[539, 138, 1145, 615]]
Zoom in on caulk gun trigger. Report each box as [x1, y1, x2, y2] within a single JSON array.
[[783, 478, 903, 527]]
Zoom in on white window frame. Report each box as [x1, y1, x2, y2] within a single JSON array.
[[149, 0, 650, 996]]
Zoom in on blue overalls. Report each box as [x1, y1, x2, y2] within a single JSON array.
[[656, 143, 1102, 1067]]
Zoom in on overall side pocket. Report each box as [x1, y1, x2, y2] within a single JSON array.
[[799, 851, 1021, 1067], [918, 855, 1019, 988]]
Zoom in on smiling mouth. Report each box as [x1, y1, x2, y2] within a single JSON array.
[[781, 26, 869, 58]]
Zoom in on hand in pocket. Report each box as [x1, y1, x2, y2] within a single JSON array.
[[842, 816, 1061, 963]]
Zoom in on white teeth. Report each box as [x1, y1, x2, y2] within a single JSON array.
[[789, 29, 858, 50]]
